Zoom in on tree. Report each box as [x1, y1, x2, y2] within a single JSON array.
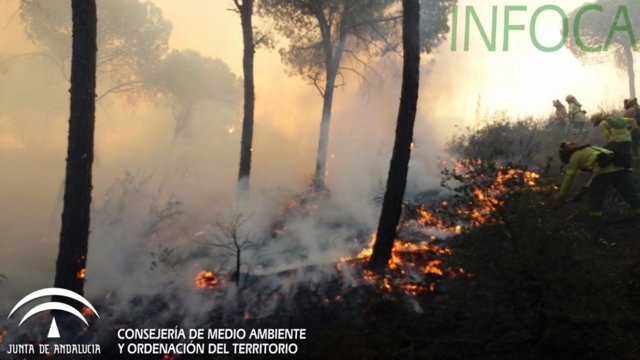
[[234, 0, 256, 200], [53, 0, 97, 295], [567, 1, 640, 97], [203, 213, 257, 286], [259, 0, 453, 191], [368, 0, 421, 271], [18, 0, 171, 100], [144, 49, 241, 136]]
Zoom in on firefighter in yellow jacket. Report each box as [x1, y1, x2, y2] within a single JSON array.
[[565, 95, 588, 141], [590, 112, 636, 168], [555, 143, 640, 219]]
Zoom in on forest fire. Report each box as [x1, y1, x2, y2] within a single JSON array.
[[416, 206, 461, 235], [467, 167, 541, 226], [332, 165, 541, 297], [437, 162, 544, 228], [195, 270, 219, 289], [339, 235, 458, 296]]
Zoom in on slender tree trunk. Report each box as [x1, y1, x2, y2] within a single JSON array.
[[310, 1, 348, 192], [624, 44, 636, 98], [236, 248, 242, 286], [236, 0, 255, 200], [314, 65, 337, 190], [53, 0, 97, 295], [369, 0, 420, 271]]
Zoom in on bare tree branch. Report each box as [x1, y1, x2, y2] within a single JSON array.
[[96, 80, 145, 102], [0, 51, 68, 80]]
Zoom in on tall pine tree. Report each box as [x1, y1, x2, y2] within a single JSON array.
[[53, 0, 97, 295], [369, 0, 420, 271]]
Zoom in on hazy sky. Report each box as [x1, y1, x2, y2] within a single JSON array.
[[151, 0, 628, 122]]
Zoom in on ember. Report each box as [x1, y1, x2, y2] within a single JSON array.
[[76, 268, 86, 280], [195, 270, 219, 289]]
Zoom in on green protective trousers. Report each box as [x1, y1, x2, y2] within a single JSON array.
[[588, 170, 640, 216], [604, 141, 633, 168]]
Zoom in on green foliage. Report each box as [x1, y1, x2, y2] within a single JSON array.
[[420, 0, 456, 53], [446, 113, 558, 167], [257, 0, 455, 88]]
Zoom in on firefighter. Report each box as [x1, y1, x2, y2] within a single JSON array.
[[552, 99, 568, 130], [555, 142, 640, 220], [590, 112, 636, 168], [624, 97, 640, 158], [565, 95, 588, 141]]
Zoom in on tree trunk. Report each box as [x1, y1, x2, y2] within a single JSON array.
[[313, 66, 337, 190], [624, 44, 636, 98], [310, 1, 349, 192], [53, 0, 97, 295], [235, 248, 241, 286], [236, 0, 255, 200], [369, 0, 420, 271]]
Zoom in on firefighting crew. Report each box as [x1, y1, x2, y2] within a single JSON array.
[[555, 142, 640, 219]]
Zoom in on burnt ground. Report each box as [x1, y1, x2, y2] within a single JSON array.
[[13, 187, 640, 360], [7, 121, 640, 360], [6, 170, 640, 360]]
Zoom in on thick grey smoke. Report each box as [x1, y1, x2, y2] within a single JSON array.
[[0, 0, 450, 329]]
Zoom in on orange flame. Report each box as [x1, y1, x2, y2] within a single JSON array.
[[339, 233, 458, 296], [334, 164, 537, 298], [76, 268, 86, 280], [423, 260, 444, 276], [195, 271, 219, 289]]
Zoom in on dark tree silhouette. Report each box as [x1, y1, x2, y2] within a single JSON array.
[[235, 0, 256, 200], [53, 0, 97, 294], [368, 0, 420, 271]]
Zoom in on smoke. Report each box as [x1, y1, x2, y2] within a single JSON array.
[[3, 0, 630, 330], [0, 0, 450, 323]]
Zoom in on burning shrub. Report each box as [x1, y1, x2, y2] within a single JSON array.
[[436, 158, 549, 232]]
